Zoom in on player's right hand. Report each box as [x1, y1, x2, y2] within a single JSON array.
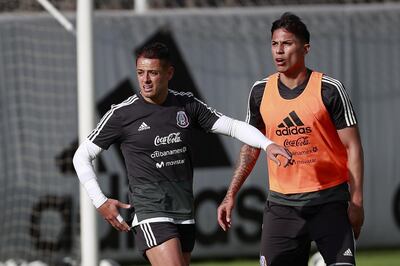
[[348, 201, 364, 239], [217, 196, 235, 231], [98, 198, 131, 232], [266, 143, 292, 167]]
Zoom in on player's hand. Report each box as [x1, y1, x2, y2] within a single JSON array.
[[217, 196, 235, 231], [98, 199, 131, 232], [348, 201, 364, 239], [266, 143, 292, 167]]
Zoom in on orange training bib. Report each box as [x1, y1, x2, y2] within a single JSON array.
[[260, 72, 348, 194]]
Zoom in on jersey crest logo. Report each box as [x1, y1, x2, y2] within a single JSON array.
[[176, 111, 189, 128]]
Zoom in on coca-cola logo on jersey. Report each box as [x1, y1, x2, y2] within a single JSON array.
[[154, 132, 182, 146], [283, 136, 310, 147]]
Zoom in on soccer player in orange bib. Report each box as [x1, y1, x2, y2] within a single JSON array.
[[217, 12, 364, 266]]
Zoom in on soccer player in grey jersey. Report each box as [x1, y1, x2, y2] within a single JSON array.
[[73, 42, 291, 266]]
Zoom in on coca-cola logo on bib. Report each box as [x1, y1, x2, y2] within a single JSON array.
[[154, 132, 182, 146], [283, 136, 310, 147]]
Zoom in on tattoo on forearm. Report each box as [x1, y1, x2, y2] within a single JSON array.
[[225, 145, 260, 199]]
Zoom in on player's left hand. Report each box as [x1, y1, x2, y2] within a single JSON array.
[[348, 202, 364, 239], [266, 143, 292, 167]]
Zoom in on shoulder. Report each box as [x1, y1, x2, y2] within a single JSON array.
[[321, 74, 354, 106], [321, 74, 346, 95], [251, 77, 268, 91], [168, 89, 205, 107], [248, 76, 268, 101], [321, 74, 357, 127], [168, 89, 195, 102], [169, 89, 222, 118], [107, 94, 140, 117]]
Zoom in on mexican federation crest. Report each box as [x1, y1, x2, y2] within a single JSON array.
[[176, 111, 189, 128]]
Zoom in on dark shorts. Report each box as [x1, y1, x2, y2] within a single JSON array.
[[260, 201, 356, 266], [133, 222, 195, 257]]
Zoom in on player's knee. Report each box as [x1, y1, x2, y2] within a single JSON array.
[[322, 249, 356, 266], [260, 253, 308, 266]]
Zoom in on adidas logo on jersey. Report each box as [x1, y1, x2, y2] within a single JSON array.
[[343, 248, 353, 257], [138, 122, 151, 131], [275, 111, 312, 136]]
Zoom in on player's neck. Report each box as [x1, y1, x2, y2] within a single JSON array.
[[278, 67, 308, 90]]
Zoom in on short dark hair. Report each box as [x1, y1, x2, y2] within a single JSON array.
[[135, 42, 172, 66], [271, 12, 310, 44]]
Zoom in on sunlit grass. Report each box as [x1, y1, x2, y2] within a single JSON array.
[[126, 248, 400, 266]]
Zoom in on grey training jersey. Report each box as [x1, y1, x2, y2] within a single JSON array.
[[88, 90, 222, 224]]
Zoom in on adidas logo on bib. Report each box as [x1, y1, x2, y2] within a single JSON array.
[[275, 110, 312, 136]]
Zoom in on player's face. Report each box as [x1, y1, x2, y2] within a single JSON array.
[[271, 28, 310, 76], [136, 57, 174, 104]]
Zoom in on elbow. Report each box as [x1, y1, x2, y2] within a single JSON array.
[[359, 147, 364, 166], [72, 143, 88, 171], [346, 142, 364, 163], [72, 140, 100, 172], [72, 147, 81, 170], [354, 141, 364, 159], [359, 145, 364, 159]]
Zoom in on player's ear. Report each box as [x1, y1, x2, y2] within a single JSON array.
[[304, 43, 310, 55], [167, 65, 174, 80]]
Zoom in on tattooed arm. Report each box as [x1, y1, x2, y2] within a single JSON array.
[[217, 144, 261, 231], [217, 141, 291, 231]]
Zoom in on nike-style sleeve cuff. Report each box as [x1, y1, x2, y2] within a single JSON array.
[[211, 115, 274, 150]]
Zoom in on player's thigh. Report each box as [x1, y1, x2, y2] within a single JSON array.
[[177, 224, 195, 265], [310, 201, 356, 265], [146, 237, 186, 266], [133, 222, 195, 266], [260, 201, 310, 266], [182, 252, 191, 266], [133, 222, 181, 263]]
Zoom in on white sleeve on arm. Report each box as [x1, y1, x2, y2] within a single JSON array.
[[211, 115, 274, 151], [72, 139, 108, 208]]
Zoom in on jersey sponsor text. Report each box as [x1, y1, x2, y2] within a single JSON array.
[[154, 132, 182, 146], [276, 126, 312, 136], [150, 146, 187, 158], [155, 159, 185, 169], [283, 136, 310, 147]]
